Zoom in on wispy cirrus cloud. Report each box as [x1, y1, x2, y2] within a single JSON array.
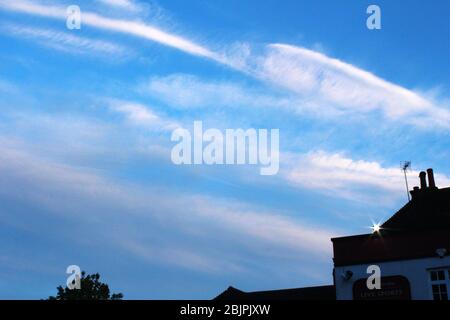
[[1, 23, 130, 57], [96, 0, 141, 13], [283, 150, 450, 202], [3, 0, 448, 204], [0, 138, 338, 275], [138, 73, 292, 110], [0, 0, 222, 61], [250, 44, 450, 128], [106, 99, 179, 130], [2, 1, 449, 130], [141, 63, 449, 130]]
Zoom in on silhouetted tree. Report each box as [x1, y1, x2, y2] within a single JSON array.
[[48, 271, 123, 300]]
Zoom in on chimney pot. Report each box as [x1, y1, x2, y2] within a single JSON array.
[[419, 171, 427, 189], [427, 168, 437, 189]]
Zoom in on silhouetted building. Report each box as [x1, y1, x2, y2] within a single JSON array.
[[333, 168, 450, 300], [215, 285, 335, 300], [217, 168, 450, 300]]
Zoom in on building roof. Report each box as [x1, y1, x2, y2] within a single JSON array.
[[214, 285, 336, 300], [381, 187, 450, 233]]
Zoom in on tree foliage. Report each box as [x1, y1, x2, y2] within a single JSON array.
[[48, 271, 123, 300]]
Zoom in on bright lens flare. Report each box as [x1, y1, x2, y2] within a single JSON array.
[[372, 223, 381, 233]]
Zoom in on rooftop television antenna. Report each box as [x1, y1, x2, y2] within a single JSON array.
[[401, 161, 412, 202]]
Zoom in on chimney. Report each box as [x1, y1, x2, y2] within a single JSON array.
[[427, 168, 437, 189], [419, 171, 427, 189], [410, 186, 420, 199]]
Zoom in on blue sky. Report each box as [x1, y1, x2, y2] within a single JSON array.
[[0, 0, 449, 299]]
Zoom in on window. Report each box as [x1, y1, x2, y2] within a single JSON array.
[[429, 269, 450, 301]]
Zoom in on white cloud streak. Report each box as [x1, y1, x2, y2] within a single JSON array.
[[0, 0, 222, 61], [283, 150, 450, 202], [2, 23, 128, 56], [140, 64, 450, 129], [107, 99, 179, 130], [252, 44, 450, 128], [139, 73, 291, 109], [96, 0, 141, 12]]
